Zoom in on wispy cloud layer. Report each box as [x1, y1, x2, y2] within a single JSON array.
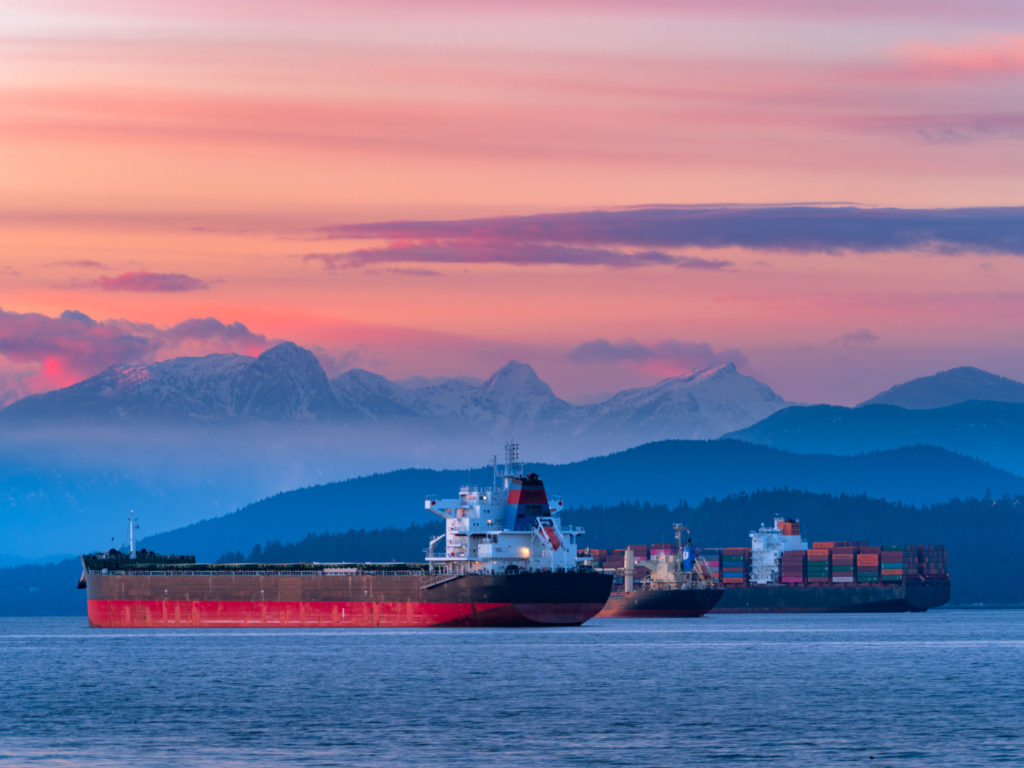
[[830, 329, 881, 346], [567, 338, 747, 371], [303, 242, 731, 270], [898, 35, 1024, 77], [96, 272, 209, 292], [44, 260, 110, 269], [318, 206, 1024, 256]]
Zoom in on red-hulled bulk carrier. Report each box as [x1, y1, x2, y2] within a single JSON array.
[[79, 445, 613, 628]]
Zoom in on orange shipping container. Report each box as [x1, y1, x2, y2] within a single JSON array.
[[776, 521, 801, 536]]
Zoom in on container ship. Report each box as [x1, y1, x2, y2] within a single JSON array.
[[589, 525, 723, 618], [79, 445, 613, 628], [587, 517, 949, 614]]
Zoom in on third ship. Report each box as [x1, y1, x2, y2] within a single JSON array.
[[593, 524, 723, 618], [587, 517, 949, 614]]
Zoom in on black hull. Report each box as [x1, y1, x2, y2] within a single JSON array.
[[597, 587, 723, 618], [712, 580, 950, 614]]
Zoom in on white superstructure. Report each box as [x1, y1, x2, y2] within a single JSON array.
[[424, 443, 584, 574], [749, 517, 808, 584]]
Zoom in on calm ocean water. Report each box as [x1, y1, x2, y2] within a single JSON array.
[[0, 611, 1021, 767]]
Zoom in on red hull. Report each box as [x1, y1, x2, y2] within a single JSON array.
[[87, 599, 604, 628]]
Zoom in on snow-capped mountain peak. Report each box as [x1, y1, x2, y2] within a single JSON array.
[[0, 346, 791, 453], [482, 361, 555, 400]]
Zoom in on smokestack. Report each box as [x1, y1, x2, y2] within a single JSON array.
[[624, 547, 635, 593]]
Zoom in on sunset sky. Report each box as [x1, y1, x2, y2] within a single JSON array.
[[2, 0, 1024, 405]]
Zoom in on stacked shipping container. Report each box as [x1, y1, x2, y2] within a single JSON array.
[[780, 550, 805, 584], [832, 546, 855, 583], [603, 549, 627, 569], [881, 546, 906, 582], [806, 548, 830, 583], [702, 549, 721, 581], [921, 545, 947, 578], [721, 547, 750, 584], [856, 548, 880, 583], [584, 538, 947, 589]]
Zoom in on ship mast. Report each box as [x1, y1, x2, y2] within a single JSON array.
[[674, 523, 689, 551], [128, 510, 138, 558]]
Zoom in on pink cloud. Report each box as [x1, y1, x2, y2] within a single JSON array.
[[0, 309, 271, 405], [899, 35, 1024, 77], [566, 337, 748, 371], [21, 0, 1019, 21], [96, 272, 209, 292]]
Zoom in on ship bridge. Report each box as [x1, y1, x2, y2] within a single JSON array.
[[423, 444, 582, 575]]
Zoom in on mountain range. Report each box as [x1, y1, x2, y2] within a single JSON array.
[[5, 348, 1024, 561], [0, 343, 790, 559], [727, 367, 1024, 474], [1, 342, 789, 449]]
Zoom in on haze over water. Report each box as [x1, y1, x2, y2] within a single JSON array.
[[1, 611, 1020, 767]]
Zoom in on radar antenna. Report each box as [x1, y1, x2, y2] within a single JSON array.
[[504, 440, 523, 479]]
